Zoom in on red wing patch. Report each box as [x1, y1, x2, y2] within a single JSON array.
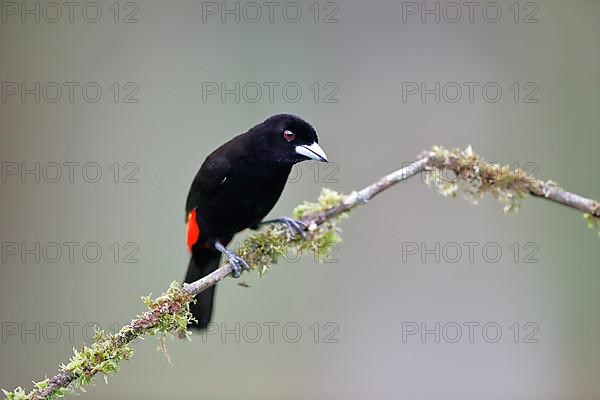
[[186, 209, 200, 251]]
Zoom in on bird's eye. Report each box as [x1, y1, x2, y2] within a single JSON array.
[[283, 130, 295, 142]]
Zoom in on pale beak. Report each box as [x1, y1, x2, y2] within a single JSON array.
[[295, 142, 328, 162]]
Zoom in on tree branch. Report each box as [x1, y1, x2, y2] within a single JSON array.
[[423, 146, 600, 218], [4, 146, 599, 400], [530, 183, 600, 217]]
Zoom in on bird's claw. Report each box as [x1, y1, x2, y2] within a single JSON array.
[[270, 217, 307, 239], [215, 240, 250, 278], [225, 251, 250, 278]]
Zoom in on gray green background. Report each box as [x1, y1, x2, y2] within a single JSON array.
[[1, 0, 599, 398]]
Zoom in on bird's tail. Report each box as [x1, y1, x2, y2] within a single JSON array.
[[185, 249, 222, 330]]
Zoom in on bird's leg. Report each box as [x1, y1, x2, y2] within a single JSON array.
[[258, 217, 307, 239], [214, 240, 250, 278]]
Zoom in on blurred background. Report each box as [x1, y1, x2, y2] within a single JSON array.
[[1, 0, 599, 398]]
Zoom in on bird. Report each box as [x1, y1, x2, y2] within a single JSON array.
[[184, 114, 328, 329]]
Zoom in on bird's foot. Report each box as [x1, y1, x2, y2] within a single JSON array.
[[261, 217, 307, 239], [215, 241, 250, 278]]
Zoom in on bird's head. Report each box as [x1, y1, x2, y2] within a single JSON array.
[[250, 114, 328, 165]]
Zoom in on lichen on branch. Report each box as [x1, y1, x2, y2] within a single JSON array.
[[423, 145, 541, 212], [423, 145, 600, 235], [234, 188, 346, 275], [3, 283, 194, 400]]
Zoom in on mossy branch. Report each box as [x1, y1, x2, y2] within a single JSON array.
[[422, 146, 600, 228], [4, 146, 599, 400]]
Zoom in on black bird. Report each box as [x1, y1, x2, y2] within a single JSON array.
[[184, 114, 328, 329]]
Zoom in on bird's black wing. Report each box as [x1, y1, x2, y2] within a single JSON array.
[[185, 154, 231, 217]]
